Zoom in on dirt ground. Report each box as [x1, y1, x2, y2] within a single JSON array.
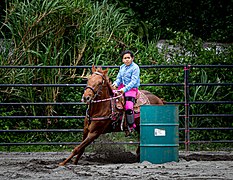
[[0, 150, 233, 180]]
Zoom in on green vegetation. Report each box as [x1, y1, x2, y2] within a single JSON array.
[[106, 0, 233, 43], [0, 0, 232, 152]]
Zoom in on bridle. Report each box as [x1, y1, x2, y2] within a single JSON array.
[[84, 72, 105, 100], [84, 71, 123, 121]]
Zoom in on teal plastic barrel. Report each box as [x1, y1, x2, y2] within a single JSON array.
[[140, 105, 179, 164]]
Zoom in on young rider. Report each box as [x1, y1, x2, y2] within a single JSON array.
[[112, 50, 140, 131]]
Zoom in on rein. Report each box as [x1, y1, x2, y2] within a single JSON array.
[[92, 93, 122, 103]]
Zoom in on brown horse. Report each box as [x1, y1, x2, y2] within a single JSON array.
[[59, 66, 164, 166]]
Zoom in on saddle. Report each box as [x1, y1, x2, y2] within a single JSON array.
[[115, 90, 150, 112]]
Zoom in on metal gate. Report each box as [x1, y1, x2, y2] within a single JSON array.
[[0, 65, 233, 151]]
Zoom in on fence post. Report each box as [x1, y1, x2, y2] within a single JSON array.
[[184, 64, 190, 151]]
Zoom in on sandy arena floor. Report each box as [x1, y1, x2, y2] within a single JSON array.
[[0, 150, 232, 180]]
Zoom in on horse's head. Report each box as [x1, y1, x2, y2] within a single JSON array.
[[82, 65, 110, 104]]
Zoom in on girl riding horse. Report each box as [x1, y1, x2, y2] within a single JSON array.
[[112, 50, 140, 131], [59, 65, 164, 166]]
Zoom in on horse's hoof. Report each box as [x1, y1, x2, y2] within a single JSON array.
[[124, 131, 130, 137], [59, 162, 65, 166], [73, 160, 78, 165]]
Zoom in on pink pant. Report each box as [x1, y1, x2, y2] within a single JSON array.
[[118, 84, 138, 110]]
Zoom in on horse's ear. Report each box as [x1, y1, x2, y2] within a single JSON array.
[[92, 65, 96, 73], [103, 68, 108, 75]]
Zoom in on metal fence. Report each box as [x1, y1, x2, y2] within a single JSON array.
[[0, 65, 233, 151]]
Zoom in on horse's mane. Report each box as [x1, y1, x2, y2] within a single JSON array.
[[96, 67, 114, 97]]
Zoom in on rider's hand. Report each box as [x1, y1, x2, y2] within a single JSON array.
[[112, 84, 117, 89], [119, 88, 124, 94]]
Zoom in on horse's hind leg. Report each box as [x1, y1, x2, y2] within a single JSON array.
[[136, 146, 140, 162], [136, 130, 140, 162], [73, 148, 85, 165]]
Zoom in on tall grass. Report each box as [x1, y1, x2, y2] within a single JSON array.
[[0, 0, 131, 110], [0, 0, 135, 146]]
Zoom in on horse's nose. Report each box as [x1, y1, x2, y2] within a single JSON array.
[[83, 96, 91, 103]]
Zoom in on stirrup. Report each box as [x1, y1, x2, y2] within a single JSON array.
[[129, 123, 136, 131], [126, 123, 136, 136]]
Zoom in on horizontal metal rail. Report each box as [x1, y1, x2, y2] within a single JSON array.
[[0, 141, 139, 146], [189, 101, 233, 104], [0, 102, 85, 105], [0, 84, 86, 87], [1, 83, 232, 87], [1, 114, 232, 119], [179, 127, 233, 130], [179, 114, 233, 117], [188, 140, 233, 144], [0, 65, 185, 69], [0, 65, 232, 68], [1, 140, 233, 146], [1, 127, 232, 133], [0, 116, 85, 119], [0, 129, 84, 133], [189, 83, 233, 86], [0, 101, 232, 106]]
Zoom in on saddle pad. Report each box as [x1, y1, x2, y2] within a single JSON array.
[[134, 91, 150, 108]]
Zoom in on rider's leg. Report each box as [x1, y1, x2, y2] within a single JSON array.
[[125, 109, 135, 126], [124, 88, 137, 129]]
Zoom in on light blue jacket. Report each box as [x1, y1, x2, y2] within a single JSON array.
[[113, 62, 140, 92]]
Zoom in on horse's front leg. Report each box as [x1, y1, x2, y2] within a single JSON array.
[[73, 127, 89, 165], [59, 132, 98, 166]]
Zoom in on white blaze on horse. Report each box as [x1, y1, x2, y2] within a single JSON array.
[[59, 65, 164, 166]]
